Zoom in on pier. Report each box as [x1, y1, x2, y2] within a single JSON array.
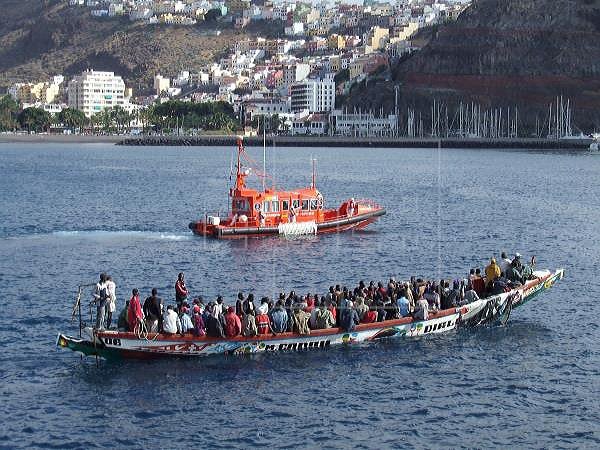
[[118, 135, 594, 150]]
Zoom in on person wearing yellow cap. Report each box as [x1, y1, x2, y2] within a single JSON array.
[[485, 257, 501, 291]]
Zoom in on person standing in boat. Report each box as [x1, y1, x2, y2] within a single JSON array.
[[92, 273, 109, 330], [143, 288, 163, 333], [128, 288, 143, 332], [105, 275, 117, 329], [224, 306, 242, 337], [175, 273, 189, 310], [348, 198, 356, 216]]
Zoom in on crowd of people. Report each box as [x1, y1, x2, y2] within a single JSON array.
[[91, 253, 536, 336]]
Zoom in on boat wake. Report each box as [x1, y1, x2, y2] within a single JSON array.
[[4, 230, 192, 242]]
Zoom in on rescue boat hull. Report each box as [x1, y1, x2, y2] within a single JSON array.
[[189, 208, 386, 238], [57, 269, 564, 361]]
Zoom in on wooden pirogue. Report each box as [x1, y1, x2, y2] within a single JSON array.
[[57, 268, 564, 360]]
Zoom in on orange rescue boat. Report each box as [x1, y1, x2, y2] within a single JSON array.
[[188, 138, 386, 238]]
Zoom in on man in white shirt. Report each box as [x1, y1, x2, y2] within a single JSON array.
[[499, 252, 512, 275], [92, 273, 108, 330], [163, 305, 181, 334], [414, 298, 429, 321], [105, 275, 117, 329]]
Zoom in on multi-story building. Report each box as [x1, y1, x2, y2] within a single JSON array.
[[9, 82, 60, 104], [290, 78, 335, 114], [67, 70, 128, 117]]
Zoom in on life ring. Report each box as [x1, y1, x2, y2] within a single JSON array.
[[254, 203, 261, 211]]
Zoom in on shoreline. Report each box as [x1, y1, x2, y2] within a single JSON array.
[[0, 133, 594, 149], [0, 133, 123, 144]]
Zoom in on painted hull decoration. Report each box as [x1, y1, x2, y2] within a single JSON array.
[[188, 137, 386, 238], [57, 269, 564, 361]]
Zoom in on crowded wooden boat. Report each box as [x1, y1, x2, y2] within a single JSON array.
[[57, 254, 564, 360]]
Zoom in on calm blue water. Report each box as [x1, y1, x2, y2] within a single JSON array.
[[0, 143, 599, 449]]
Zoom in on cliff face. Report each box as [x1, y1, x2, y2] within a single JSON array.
[[348, 0, 600, 133], [0, 1, 273, 90]]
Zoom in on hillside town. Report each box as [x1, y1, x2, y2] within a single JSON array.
[[1, 0, 471, 136]]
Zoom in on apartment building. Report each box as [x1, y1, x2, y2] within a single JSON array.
[[67, 70, 128, 117], [290, 78, 335, 114]]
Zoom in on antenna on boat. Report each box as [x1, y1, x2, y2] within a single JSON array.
[[311, 156, 317, 189], [262, 118, 266, 193]]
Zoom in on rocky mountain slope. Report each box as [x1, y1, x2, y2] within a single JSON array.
[[346, 0, 600, 133], [0, 0, 276, 91]]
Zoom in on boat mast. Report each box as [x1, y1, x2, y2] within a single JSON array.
[[311, 157, 316, 189], [262, 118, 266, 193]]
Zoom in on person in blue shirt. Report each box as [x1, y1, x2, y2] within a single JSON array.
[[270, 300, 288, 333], [397, 290, 411, 317]]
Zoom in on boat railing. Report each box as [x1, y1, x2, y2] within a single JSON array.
[[354, 198, 382, 209]]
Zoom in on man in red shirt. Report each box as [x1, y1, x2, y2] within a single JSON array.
[[175, 272, 189, 310]]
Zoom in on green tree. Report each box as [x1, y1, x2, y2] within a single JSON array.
[[57, 108, 87, 131], [0, 95, 20, 131], [17, 107, 51, 133]]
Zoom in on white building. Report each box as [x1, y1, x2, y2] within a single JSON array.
[[68, 70, 128, 117], [331, 109, 398, 137], [290, 78, 335, 114], [154, 75, 171, 95]]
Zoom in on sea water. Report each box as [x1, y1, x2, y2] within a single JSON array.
[[0, 143, 599, 448]]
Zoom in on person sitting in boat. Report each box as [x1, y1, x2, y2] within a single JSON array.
[[361, 302, 378, 324], [462, 280, 480, 305], [339, 301, 360, 332], [423, 285, 440, 312], [117, 300, 130, 331], [163, 305, 181, 335], [255, 303, 272, 335], [270, 301, 288, 334], [179, 306, 194, 334], [291, 305, 311, 335], [485, 257, 501, 290], [224, 306, 242, 337], [354, 296, 369, 321], [192, 305, 206, 337], [175, 272, 189, 310], [505, 261, 524, 285], [127, 288, 144, 332], [414, 296, 429, 321], [143, 288, 163, 333], [313, 301, 335, 329], [242, 310, 258, 337], [521, 256, 536, 281]]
